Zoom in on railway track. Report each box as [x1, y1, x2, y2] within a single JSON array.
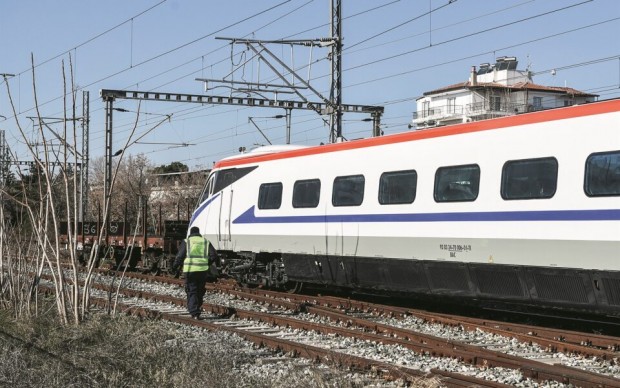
[[36, 268, 620, 387]]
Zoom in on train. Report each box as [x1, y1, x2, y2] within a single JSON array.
[[188, 98, 620, 317], [60, 213, 189, 274]]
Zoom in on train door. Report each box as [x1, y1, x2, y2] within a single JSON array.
[[324, 221, 359, 286], [323, 174, 365, 286], [211, 166, 258, 252], [218, 186, 234, 250], [217, 177, 235, 251]]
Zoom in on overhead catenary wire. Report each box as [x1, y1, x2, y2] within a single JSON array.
[[253, 0, 595, 89], [345, 0, 458, 52], [100, 49, 620, 161], [2, 0, 294, 123], [6, 0, 620, 169], [8, 0, 579, 125], [344, 18, 620, 91], [344, 0, 596, 73], [11, 0, 168, 78], [343, 0, 537, 56], [96, 49, 620, 159], [231, 0, 608, 108], [3, 1, 310, 160], [160, 2, 610, 126]]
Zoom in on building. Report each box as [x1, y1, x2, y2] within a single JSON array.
[[411, 57, 598, 129]]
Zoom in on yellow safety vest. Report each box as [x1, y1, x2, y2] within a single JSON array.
[[183, 235, 210, 273]]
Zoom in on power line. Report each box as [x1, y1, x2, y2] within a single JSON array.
[[143, 1, 406, 97], [12, 1, 167, 78], [344, 0, 537, 56], [94, 51, 620, 156], [144, 0, 315, 91], [9, 1, 619, 166], [282, 0, 403, 40], [2, 0, 436, 139], [3, 1, 294, 122], [245, 0, 602, 105], [343, 17, 620, 90], [345, 0, 596, 73], [345, 0, 458, 51]]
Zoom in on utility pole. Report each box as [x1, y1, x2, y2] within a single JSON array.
[[81, 91, 90, 223], [0, 73, 15, 190], [330, 0, 343, 143], [0, 129, 7, 189], [284, 108, 292, 144], [103, 93, 114, 243]]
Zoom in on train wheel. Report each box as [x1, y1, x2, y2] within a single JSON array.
[[286, 282, 303, 294], [149, 260, 161, 276], [150, 264, 160, 276]]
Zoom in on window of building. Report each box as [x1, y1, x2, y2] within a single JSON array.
[[501, 157, 558, 200], [434, 164, 480, 202], [585, 151, 620, 197], [533, 96, 543, 109], [379, 170, 417, 205], [422, 101, 430, 117], [333, 175, 365, 207], [447, 97, 456, 114], [293, 179, 321, 208], [258, 182, 283, 209], [490, 96, 501, 111]]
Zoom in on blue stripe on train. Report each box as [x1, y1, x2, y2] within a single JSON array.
[[189, 192, 221, 226], [233, 206, 620, 224]]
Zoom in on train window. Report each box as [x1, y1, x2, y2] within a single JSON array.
[[199, 172, 216, 203], [379, 170, 417, 205], [501, 157, 558, 200], [258, 182, 283, 210], [332, 175, 365, 207], [293, 179, 321, 208], [585, 150, 620, 197], [212, 166, 258, 193], [434, 164, 480, 202]]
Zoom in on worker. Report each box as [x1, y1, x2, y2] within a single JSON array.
[[172, 226, 217, 320]]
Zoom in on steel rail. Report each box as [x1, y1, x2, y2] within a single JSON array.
[[39, 272, 620, 387]]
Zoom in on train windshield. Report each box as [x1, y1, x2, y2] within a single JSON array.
[[197, 172, 216, 205], [198, 166, 258, 204]]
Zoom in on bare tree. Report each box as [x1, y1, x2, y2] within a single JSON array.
[[87, 154, 153, 227], [149, 166, 206, 223], [0, 56, 190, 323], [0, 55, 83, 323]]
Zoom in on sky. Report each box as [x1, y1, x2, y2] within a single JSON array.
[[1, 0, 619, 172]]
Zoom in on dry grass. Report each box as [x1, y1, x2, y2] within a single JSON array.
[[0, 301, 420, 388]]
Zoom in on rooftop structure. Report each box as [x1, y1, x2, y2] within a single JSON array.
[[411, 56, 598, 129]]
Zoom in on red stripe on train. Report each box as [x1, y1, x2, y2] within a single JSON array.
[[214, 99, 620, 169]]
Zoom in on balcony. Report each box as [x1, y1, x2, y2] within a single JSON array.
[[412, 105, 464, 124], [466, 101, 529, 117], [411, 101, 550, 129]]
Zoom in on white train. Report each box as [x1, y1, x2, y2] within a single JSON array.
[[190, 99, 620, 316]]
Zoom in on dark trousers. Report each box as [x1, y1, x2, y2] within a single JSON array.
[[184, 271, 208, 317]]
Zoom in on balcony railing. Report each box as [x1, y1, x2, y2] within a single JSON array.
[[466, 102, 530, 115], [412, 105, 464, 120], [412, 99, 589, 129]]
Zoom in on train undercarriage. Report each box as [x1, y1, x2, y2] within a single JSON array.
[[217, 251, 291, 289], [215, 249, 620, 318]]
